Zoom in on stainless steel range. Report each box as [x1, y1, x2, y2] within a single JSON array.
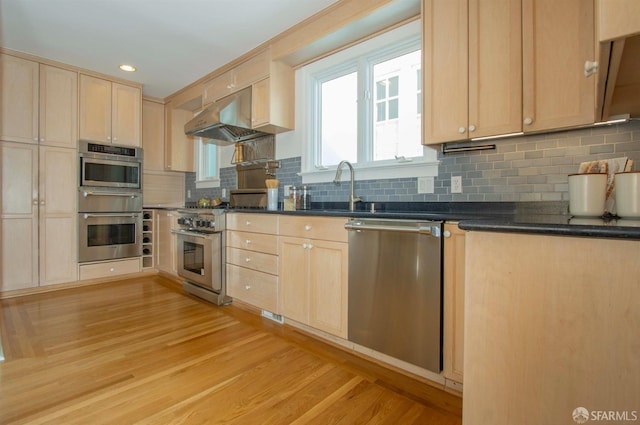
[[172, 208, 231, 306]]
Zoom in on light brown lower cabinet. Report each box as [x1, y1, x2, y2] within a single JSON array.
[[78, 258, 141, 281], [463, 231, 640, 425], [226, 213, 279, 312], [443, 222, 465, 385], [155, 210, 178, 275], [278, 216, 348, 339], [1, 142, 77, 291]]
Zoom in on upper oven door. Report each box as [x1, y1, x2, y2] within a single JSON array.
[[80, 157, 141, 189]]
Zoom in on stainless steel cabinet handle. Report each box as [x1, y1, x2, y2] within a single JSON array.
[[83, 190, 138, 198], [84, 213, 138, 219], [345, 223, 433, 235]]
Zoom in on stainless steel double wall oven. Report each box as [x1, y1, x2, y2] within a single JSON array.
[[78, 141, 143, 263]]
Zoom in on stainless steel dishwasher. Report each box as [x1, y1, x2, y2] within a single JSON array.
[[345, 218, 442, 373]]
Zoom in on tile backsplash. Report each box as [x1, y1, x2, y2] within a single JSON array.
[[186, 121, 640, 204]]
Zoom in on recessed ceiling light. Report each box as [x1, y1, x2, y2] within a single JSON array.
[[119, 64, 136, 72]]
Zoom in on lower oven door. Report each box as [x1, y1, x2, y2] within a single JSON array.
[[78, 213, 142, 262], [173, 230, 222, 292]]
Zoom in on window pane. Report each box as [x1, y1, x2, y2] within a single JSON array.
[[320, 72, 358, 166], [199, 141, 217, 179], [373, 49, 422, 161], [389, 98, 399, 119], [377, 102, 386, 122], [376, 80, 386, 100], [389, 76, 399, 97]]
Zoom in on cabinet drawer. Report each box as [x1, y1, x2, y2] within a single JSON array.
[[226, 213, 278, 234], [79, 258, 141, 280], [227, 230, 277, 254], [227, 264, 278, 312], [279, 216, 348, 242], [227, 247, 278, 275]]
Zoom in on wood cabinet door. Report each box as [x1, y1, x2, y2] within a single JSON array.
[[0, 54, 39, 144], [39, 65, 78, 148], [164, 105, 195, 172], [423, 0, 468, 144], [278, 236, 309, 324], [142, 99, 165, 171], [522, 0, 595, 132], [468, 0, 522, 139], [79, 74, 112, 143], [443, 223, 465, 384], [112, 83, 141, 146], [1, 142, 39, 291], [234, 50, 270, 90], [155, 210, 177, 274], [308, 239, 348, 338], [202, 71, 233, 105], [39, 146, 77, 285], [251, 78, 271, 129]]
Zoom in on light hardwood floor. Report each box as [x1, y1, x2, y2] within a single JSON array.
[[0, 275, 462, 424]]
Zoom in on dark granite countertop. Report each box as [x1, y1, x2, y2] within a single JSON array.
[[227, 201, 640, 241]]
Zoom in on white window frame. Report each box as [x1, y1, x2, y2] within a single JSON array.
[[194, 138, 220, 189], [298, 20, 438, 184]]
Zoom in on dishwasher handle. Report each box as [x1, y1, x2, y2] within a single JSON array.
[[345, 222, 441, 237]]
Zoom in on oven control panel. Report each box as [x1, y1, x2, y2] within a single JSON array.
[[176, 209, 225, 233]]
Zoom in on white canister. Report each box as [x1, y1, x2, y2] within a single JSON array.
[[614, 171, 640, 218], [568, 173, 607, 217], [267, 188, 278, 211]]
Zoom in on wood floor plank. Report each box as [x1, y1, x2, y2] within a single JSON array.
[[0, 275, 461, 424]]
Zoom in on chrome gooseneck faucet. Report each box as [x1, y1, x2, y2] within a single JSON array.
[[333, 160, 361, 211]]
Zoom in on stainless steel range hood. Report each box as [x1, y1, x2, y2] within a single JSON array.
[[184, 86, 270, 145]]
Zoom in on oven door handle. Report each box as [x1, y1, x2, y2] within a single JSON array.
[[170, 229, 213, 239], [82, 190, 139, 198], [83, 213, 140, 219]]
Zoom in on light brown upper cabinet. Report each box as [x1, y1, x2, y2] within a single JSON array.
[[164, 102, 195, 173], [79, 74, 142, 147], [39, 64, 78, 149], [423, 0, 595, 144], [598, 0, 640, 42], [142, 99, 166, 172], [522, 0, 595, 132], [202, 50, 271, 104], [251, 59, 294, 134], [423, 0, 522, 144], [1, 55, 78, 149], [202, 48, 294, 134], [596, 0, 640, 120], [0, 53, 40, 144]]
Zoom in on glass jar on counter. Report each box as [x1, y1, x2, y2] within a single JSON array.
[[290, 186, 300, 210], [300, 185, 311, 210]]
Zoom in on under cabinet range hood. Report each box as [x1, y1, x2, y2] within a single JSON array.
[[184, 87, 270, 145]]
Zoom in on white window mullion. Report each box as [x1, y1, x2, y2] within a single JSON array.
[[359, 57, 371, 164]]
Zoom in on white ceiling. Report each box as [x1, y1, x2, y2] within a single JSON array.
[[0, 0, 339, 99]]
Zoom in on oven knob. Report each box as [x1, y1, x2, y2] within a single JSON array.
[[208, 221, 216, 228], [177, 217, 185, 225]]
